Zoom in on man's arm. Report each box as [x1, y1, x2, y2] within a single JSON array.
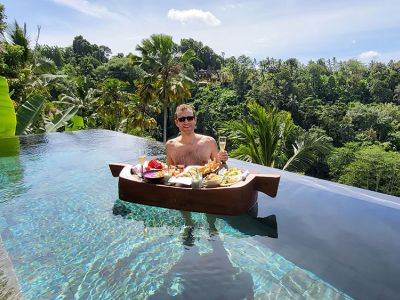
[[165, 140, 175, 165], [209, 138, 220, 162]]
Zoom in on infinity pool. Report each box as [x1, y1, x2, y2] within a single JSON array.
[[0, 130, 399, 299]]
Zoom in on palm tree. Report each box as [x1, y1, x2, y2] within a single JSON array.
[[6, 21, 30, 65], [95, 78, 132, 131], [133, 34, 195, 142], [94, 78, 156, 133], [223, 102, 294, 167], [283, 129, 332, 172], [0, 4, 6, 53], [134, 76, 161, 131], [222, 102, 332, 172]]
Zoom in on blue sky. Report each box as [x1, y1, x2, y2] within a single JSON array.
[[2, 0, 400, 63]]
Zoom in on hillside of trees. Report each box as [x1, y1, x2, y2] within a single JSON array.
[[0, 3, 399, 196]]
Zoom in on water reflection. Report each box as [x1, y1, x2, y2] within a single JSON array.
[[0, 136, 20, 157], [148, 230, 255, 299], [0, 137, 25, 204], [112, 200, 275, 299], [19, 134, 49, 148], [112, 200, 278, 240]]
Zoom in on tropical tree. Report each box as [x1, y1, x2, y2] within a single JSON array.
[[179, 38, 222, 73], [334, 59, 369, 103], [345, 102, 400, 145], [94, 56, 144, 88], [222, 101, 294, 167], [6, 21, 31, 65], [0, 3, 6, 37], [93, 78, 131, 131], [191, 85, 243, 137], [327, 142, 361, 179], [37, 45, 65, 68], [134, 77, 161, 132], [222, 102, 332, 172], [57, 76, 98, 118], [221, 55, 255, 101], [330, 144, 400, 196], [133, 34, 195, 142], [283, 127, 332, 172], [93, 78, 156, 133]]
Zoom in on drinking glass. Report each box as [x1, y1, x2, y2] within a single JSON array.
[[138, 149, 146, 178], [219, 136, 227, 152], [164, 165, 172, 185], [191, 169, 202, 189]]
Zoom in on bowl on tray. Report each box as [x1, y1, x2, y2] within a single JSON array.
[[143, 170, 165, 183]]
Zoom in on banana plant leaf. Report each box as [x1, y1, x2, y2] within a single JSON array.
[[15, 95, 46, 135], [65, 115, 84, 131], [45, 106, 79, 132], [0, 77, 17, 137]]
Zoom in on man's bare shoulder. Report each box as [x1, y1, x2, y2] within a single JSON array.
[[196, 134, 216, 144], [166, 137, 181, 147]]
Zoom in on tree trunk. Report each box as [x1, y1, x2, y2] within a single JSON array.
[[163, 102, 167, 143]]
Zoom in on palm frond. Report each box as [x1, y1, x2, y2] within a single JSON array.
[[283, 131, 332, 172]]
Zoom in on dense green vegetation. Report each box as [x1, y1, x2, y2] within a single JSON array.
[[0, 3, 399, 196]]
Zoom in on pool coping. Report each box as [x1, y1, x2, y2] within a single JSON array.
[[0, 235, 24, 299]]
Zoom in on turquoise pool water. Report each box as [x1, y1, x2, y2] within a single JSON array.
[[1, 130, 399, 299]]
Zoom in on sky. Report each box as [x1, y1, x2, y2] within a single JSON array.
[[2, 0, 400, 63]]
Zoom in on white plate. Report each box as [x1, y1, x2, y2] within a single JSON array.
[[203, 180, 220, 188], [219, 175, 242, 187], [168, 176, 192, 186]]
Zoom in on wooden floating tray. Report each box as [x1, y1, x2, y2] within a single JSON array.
[[109, 163, 280, 216]]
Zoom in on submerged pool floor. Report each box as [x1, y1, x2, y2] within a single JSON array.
[[1, 130, 399, 299]]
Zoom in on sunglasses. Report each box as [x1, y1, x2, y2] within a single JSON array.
[[177, 116, 195, 122]]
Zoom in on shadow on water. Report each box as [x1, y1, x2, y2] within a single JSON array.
[[148, 229, 256, 299], [112, 200, 278, 240], [112, 200, 278, 299]]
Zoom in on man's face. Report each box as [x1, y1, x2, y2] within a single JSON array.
[[175, 109, 196, 134]]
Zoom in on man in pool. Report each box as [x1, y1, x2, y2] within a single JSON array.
[[166, 104, 227, 243], [166, 104, 228, 166]]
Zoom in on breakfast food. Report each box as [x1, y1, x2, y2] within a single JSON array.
[[204, 173, 223, 182], [181, 167, 200, 177], [197, 159, 221, 175], [144, 170, 164, 178], [220, 175, 241, 186], [144, 160, 167, 171], [224, 168, 241, 176], [169, 166, 183, 176]]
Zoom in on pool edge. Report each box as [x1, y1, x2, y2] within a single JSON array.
[[0, 235, 24, 299]]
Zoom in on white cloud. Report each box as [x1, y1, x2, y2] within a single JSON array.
[[53, 0, 125, 20], [167, 9, 221, 26], [359, 50, 380, 60]]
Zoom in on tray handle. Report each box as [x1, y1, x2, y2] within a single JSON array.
[[109, 163, 130, 177], [254, 174, 280, 197]]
